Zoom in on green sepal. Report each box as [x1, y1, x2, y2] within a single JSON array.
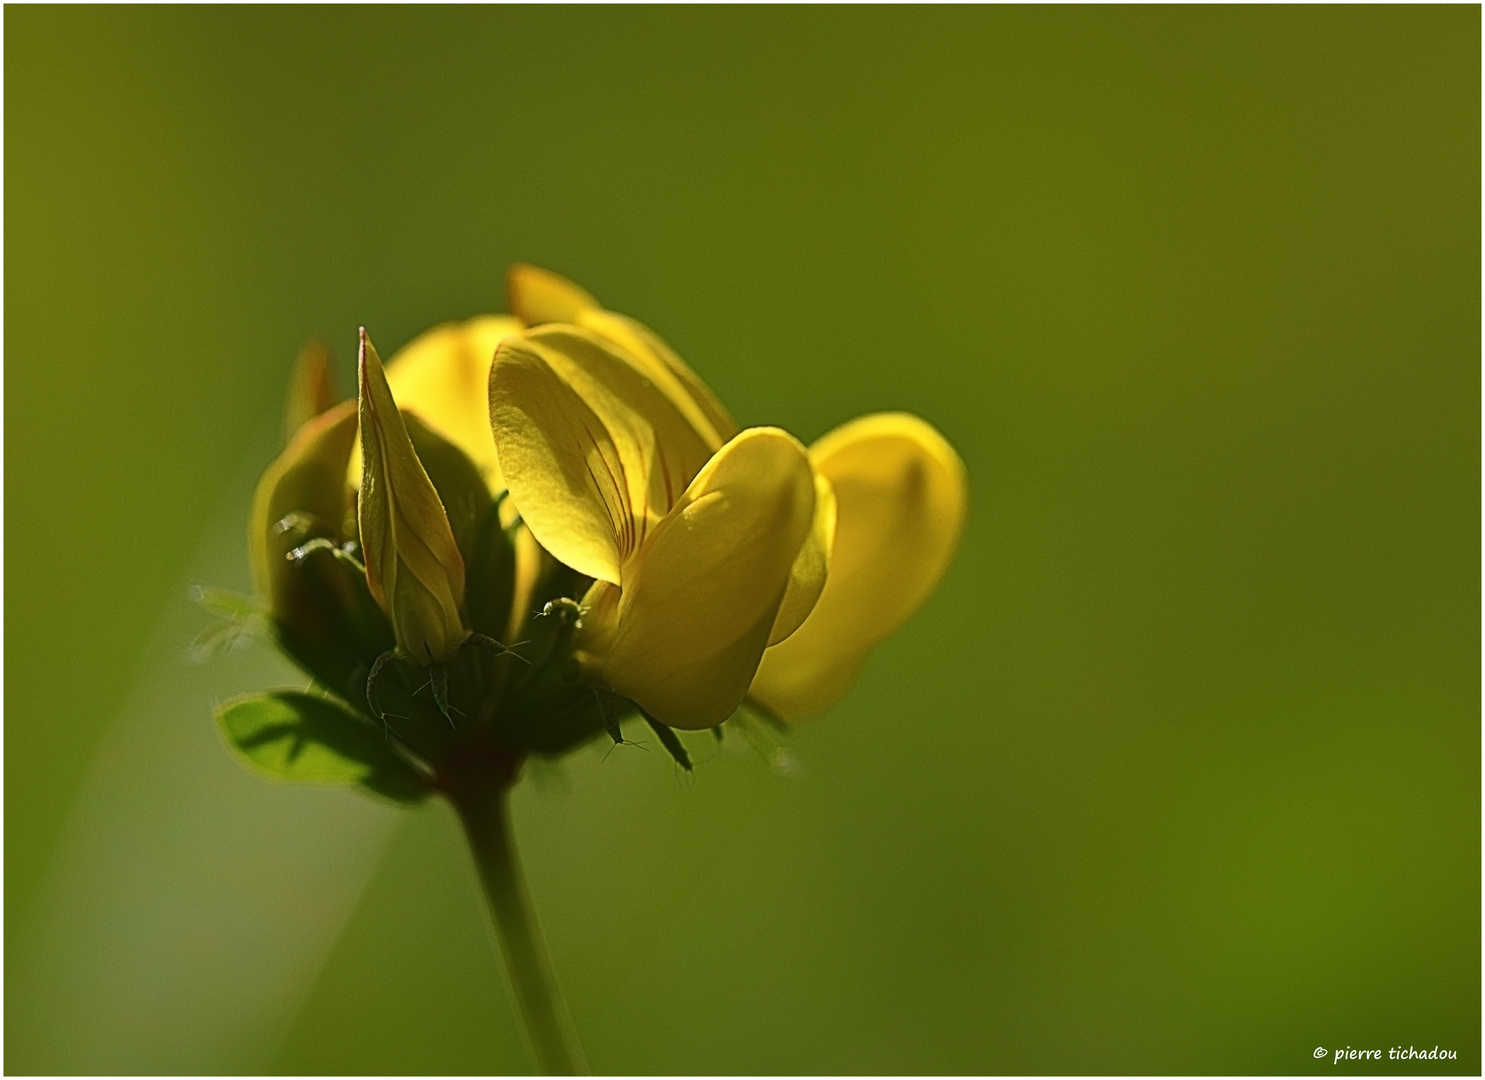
[[596, 688, 626, 744], [496, 560, 608, 755], [509, 560, 592, 674], [405, 413, 492, 570], [642, 712, 693, 772], [216, 690, 430, 805], [271, 550, 396, 716]]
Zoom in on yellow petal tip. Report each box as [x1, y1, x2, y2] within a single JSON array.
[[506, 263, 599, 326]]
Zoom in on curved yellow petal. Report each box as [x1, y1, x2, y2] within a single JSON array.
[[250, 399, 359, 609], [505, 262, 737, 450], [349, 315, 520, 493], [529, 325, 716, 534], [281, 339, 339, 444], [577, 309, 736, 451], [489, 326, 713, 583], [749, 413, 967, 721], [488, 337, 627, 584], [506, 262, 598, 326], [595, 427, 816, 730], [768, 471, 837, 646], [358, 330, 467, 663]]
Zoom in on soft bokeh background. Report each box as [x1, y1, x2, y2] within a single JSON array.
[[6, 7, 1479, 1075]]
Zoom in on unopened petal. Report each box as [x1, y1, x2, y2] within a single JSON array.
[[358, 330, 467, 662], [599, 427, 816, 729], [349, 315, 520, 493], [749, 413, 967, 721], [385, 551, 465, 664]]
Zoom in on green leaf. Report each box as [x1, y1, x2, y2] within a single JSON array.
[[216, 691, 429, 804]]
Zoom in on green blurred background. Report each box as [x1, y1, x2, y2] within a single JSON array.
[[6, 6, 1479, 1075]]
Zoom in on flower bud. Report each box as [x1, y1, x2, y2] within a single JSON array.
[[250, 399, 358, 627], [357, 328, 467, 663]]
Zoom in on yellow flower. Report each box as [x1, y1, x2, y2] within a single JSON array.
[[251, 264, 965, 730], [489, 266, 966, 729], [356, 328, 468, 664], [230, 269, 966, 1080]]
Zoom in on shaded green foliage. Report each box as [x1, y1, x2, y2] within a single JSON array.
[[216, 691, 429, 804]]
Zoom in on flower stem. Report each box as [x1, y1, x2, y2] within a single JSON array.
[[455, 784, 589, 1075]]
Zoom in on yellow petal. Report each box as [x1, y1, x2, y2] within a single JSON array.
[[250, 399, 359, 609], [358, 330, 467, 662], [505, 262, 738, 450], [281, 339, 339, 444], [489, 326, 713, 583], [749, 413, 967, 721], [506, 262, 598, 325], [349, 315, 520, 494], [768, 471, 837, 646], [487, 336, 625, 583], [576, 309, 737, 451], [595, 427, 816, 729]]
